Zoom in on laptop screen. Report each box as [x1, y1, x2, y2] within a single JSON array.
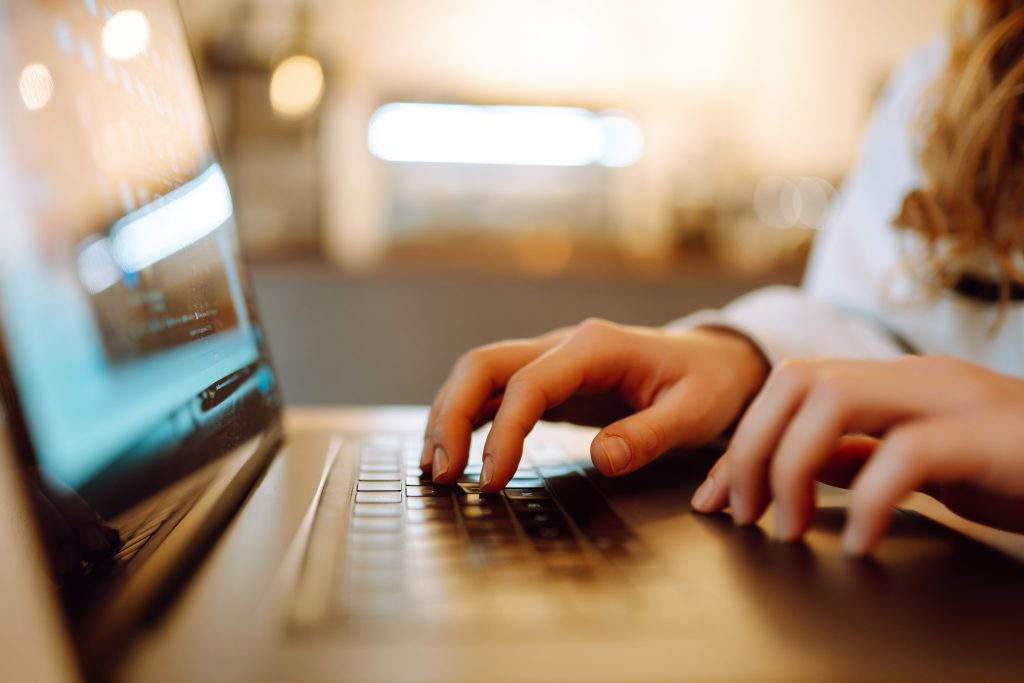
[[0, 0, 282, 523]]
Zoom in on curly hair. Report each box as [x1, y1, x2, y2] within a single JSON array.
[[894, 0, 1024, 308]]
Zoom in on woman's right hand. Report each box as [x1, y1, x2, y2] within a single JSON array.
[[421, 318, 770, 492]]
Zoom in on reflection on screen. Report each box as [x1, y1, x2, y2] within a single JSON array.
[[0, 1, 279, 502]]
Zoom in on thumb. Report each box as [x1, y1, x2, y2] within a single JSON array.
[[590, 379, 714, 476]]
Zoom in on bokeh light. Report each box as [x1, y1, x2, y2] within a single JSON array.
[[102, 10, 151, 61], [754, 176, 838, 229], [18, 63, 54, 111], [269, 55, 325, 120]]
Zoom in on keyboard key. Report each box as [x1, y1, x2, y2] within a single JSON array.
[[357, 481, 402, 492], [505, 488, 550, 500], [458, 492, 502, 506], [464, 518, 516, 535], [521, 521, 574, 541], [355, 492, 403, 504], [360, 471, 404, 481], [354, 504, 403, 517], [405, 535, 466, 556], [351, 517, 402, 532], [347, 548, 403, 569], [349, 532, 402, 549], [404, 520, 457, 536], [504, 478, 545, 489], [509, 498, 557, 512], [460, 505, 508, 519], [405, 508, 457, 523], [516, 511, 560, 526], [535, 465, 577, 478], [360, 464, 401, 473], [406, 484, 447, 497], [361, 453, 400, 465], [406, 476, 430, 486], [406, 497, 454, 510]]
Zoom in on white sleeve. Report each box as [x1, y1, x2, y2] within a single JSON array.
[[669, 287, 909, 365], [669, 38, 947, 366]]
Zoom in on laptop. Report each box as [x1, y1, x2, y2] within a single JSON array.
[[1, 2, 1024, 682]]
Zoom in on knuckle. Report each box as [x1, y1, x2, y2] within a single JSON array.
[[456, 347, 491, 373], [770, 358, 813, 389], [504, 371, 545, 405], [575, 317, 616, 340], [629, 416, 665, 455], [810, 370, 851, 410], [885, 427, 929, 469]]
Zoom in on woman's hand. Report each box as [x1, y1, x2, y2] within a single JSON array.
[[690, 355, 1024, 555], [422, 319, 769, 492]]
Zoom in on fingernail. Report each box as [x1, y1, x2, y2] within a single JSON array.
[[691, 477, 715, 511], [480, 454, 494, 490], [601, 436, 632, 474], [432, 445, 449, 479], [773, 507, 794, 542], [842, 524, 869, 556]]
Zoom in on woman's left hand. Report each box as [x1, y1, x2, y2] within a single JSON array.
[[690, 355, 1024, 555]]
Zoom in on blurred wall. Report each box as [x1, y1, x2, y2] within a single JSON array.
[[182, 0, 958, 263]]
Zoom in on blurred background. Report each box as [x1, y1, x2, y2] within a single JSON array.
[[177, 0, 957, 406]]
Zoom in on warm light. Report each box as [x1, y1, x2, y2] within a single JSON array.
[[18, 63, 54, 110], [368, 103, 645, 167], [102, 10, 150, 60], [269, 55, 325, 119]]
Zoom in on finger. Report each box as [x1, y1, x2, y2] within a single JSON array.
[[842, 419, 979, 555], [481, 321, 627, 490], [767, 379, 856, 540], [692, 435, 878, 516], [727, 359, 817, 525], [691, 454, 730, 512], [429, 341, 550, 484], [421, 373, 455, 470], [768, 361, 976, 541], [591, 376, 719, 476]]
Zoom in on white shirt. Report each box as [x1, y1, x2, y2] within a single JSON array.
[[677, 38, 1024, 377]]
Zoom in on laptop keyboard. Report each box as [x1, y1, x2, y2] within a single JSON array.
[[291, 434, 685, 632]]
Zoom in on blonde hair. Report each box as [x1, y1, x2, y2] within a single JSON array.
[[894, 0, 1024, 305]]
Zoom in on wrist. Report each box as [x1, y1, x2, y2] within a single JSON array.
[[695, 325, 771, 401]]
